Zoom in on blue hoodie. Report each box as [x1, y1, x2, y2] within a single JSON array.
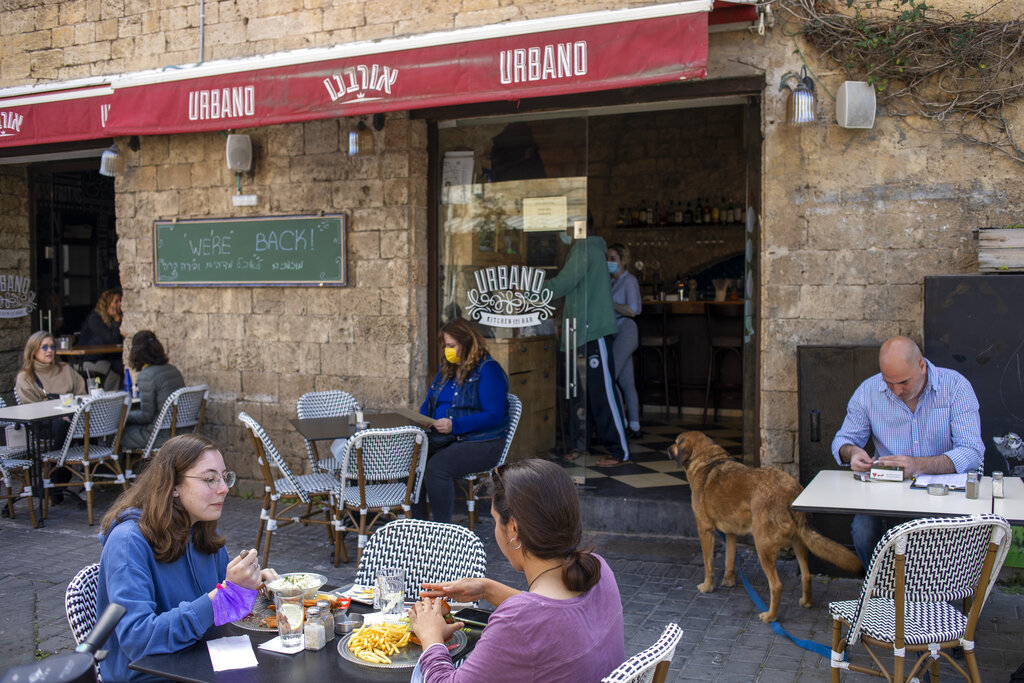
[[96, 508, 228, 682]]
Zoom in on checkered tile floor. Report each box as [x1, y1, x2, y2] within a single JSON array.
[[556, 413, 745, 500]]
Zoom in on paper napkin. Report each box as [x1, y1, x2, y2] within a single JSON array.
[[206, 635, 258, 671], [257, 635, 305, 654]]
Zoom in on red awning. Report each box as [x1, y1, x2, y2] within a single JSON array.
[[0, 1, 710, 149]]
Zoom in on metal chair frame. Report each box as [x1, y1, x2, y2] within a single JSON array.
[[334, 425, 428, 564], [456, 393, 521, 529], [829, 514, 1012, 683], [124, 384, 208, 480], [1, 397, 36, 526], [602, 623, 683, 683], [239, 411, 346, 567], [296, 390, 361, 474], [41, 392, 130, 525]]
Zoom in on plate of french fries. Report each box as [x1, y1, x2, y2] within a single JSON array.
[[337, 621, 468, 669]]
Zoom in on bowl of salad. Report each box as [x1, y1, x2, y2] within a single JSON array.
[[264, 572, 328, 601]]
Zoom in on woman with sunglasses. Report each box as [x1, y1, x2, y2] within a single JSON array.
[[410, 459, 625, 681], [14, 330, 87, 404], [95, 434, 278, 682]]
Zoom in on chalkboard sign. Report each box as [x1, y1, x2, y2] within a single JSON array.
[[153, 215, 346, 286]]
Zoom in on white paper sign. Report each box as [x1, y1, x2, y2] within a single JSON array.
[[522, 196, 567, 232]]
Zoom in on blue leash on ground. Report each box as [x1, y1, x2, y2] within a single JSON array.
[[719, 532, 838, 660]]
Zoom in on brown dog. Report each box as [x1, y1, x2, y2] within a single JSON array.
[[669, 431, 861, 623]]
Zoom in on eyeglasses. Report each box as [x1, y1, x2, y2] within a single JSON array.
[[40, 344, 56, 351], [184, 471, 236, 490]]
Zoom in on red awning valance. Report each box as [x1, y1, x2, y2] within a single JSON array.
[[0, 1, 710, 149]]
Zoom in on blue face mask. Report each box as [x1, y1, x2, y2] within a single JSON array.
[[559, 231, 572, 245], [607, 261, 619, 274]]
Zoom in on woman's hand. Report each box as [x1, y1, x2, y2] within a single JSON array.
[[420, 577, 485, 603], [225, 549, 263, 590], [433, 418, 453, 434], [408, 598, 465, 648]]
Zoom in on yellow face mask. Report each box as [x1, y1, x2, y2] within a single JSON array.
[[444, 346, 461, 364]]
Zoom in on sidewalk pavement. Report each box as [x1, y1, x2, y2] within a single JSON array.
[[2, 490, 1022, 682]]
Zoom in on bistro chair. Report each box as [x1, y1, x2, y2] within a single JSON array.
[[1, 397, 36, 526], [296, 389, 361, 474], [334, 425, 428, 564], [238, 411, 345, 567], [124, 384, 208, 481], [702, 303, 743, 424], [65, 563, 102, 681], [41, 392, 130, 525], [354, 518, 486, 602], [456, 393, 521, 530], [829, 514, 1012, 683], [602, 623, 683, 683]]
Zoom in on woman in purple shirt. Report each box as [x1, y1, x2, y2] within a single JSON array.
[[410, 459, 625, 682]]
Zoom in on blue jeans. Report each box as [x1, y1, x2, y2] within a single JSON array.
[[850, 514, 900, 568], [422, 437, 504, 523]]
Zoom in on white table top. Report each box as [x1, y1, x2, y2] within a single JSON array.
[[993, 476, 1024, 524], [793, 469, 995, 518], [0, 398, 78, 423]]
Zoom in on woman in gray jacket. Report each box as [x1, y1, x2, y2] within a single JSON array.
[[121, 331, 185, 451]]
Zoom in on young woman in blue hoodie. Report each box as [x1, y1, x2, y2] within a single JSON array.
[[95, 434, 274, 682]]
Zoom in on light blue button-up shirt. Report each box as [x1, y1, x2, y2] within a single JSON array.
[[831, 359, 983, 473]]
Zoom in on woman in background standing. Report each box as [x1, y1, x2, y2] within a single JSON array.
[[120, 330, 186, 451], [607, 243, 643, 440]]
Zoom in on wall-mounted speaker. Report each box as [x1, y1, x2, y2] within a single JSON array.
[[836, 81, 876, 129], [226, 134, 252, 172]]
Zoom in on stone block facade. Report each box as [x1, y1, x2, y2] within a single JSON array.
[[0, 167, 32, 397]]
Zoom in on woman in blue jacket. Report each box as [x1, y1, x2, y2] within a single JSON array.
[[95, 434, 275, 682], [419, 318, 509, 523]]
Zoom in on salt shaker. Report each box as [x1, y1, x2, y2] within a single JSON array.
[[992, 471, 1004, 499], [303, 607, 326, 651], [316, 599, 335, 641], [965, 471, 979, 500]]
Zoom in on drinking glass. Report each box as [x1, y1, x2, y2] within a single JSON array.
[[374, 567, 406, 617], [59, 394, 73, 408], [275, 592, 305, 648]]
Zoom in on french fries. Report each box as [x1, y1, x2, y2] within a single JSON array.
[[346, 622, 412, 664]]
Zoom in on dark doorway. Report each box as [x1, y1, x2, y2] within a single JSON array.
[[30, 169, 118, 337]]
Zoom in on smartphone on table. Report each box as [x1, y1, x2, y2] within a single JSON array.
[[451, 607, 492, 627]]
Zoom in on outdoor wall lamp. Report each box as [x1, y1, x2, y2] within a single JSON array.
[[348, 119, 374, 156], [98, 143, 120, 177], [779, 66, 816, 126]]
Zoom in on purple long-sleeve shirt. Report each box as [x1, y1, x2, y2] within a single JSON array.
[[418, 554, 624, 682]]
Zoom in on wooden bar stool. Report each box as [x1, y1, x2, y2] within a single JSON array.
[[702, 303, 743, 424], [637, 302, 682, 417]]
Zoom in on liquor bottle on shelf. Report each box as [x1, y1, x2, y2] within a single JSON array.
[[711, 202, 720, 225], [674, 201, 683, 225], [694, 198, 703, 225], [646, 202, 655, 227], [630, 205, 639, 226], [683, 201, 693, 225], [720, 197, 727, 224], [704, 198, 712, 224], [617, 207, 625, 226]]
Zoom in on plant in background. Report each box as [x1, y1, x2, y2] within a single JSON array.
[[781, 0, 1024, 162]]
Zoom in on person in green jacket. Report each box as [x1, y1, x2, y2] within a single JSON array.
[[544, 222, 629, 466], [121, 330, 186, 451]]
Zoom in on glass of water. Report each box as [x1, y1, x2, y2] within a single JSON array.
[[275, 592, 305, 648], [375, 567, 406, 617]]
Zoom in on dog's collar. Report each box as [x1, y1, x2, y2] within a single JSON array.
[[691, 455, 737, 479]]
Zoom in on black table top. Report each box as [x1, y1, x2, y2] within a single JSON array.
[[289, 413, 419, 441], [130, 601, 481, 682]]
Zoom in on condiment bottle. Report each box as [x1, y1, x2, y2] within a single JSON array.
[[304, 607, 326, 651], [316, 599, 335, 641], [965, 471, 979, 499], [992, 471, 1004, 498]]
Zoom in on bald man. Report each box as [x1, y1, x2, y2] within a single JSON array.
[[832, 336, 983, 566]]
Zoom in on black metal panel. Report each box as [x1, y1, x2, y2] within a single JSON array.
[[924, 274, 1024, 475], [798, 345, 880, 576]]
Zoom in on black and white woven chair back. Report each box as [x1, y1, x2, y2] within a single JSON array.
[[66, 562, 101, 645], [297, 390, 360, 468], [61, 392, 130, 453], [496, 394, 522, 468], [140, 385, 208, 459], [239, 411, 310, 503], [342, 426, 428, 490], [0, 397, 28, 465], [354, 518, 486, 598], [848, 514, 1012, 643], [602, 623, 683, 683]]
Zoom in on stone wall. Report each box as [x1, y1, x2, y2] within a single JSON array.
[[0, 167, 32, 403], [113, 112, 428, 487]]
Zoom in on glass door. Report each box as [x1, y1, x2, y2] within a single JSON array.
[[438, 116, 616, 482]]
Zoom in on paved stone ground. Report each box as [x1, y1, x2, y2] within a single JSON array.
[[2, 491, 1022, 681]]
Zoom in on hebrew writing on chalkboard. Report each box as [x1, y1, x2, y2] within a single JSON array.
[[153, 215, 346, 286]]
